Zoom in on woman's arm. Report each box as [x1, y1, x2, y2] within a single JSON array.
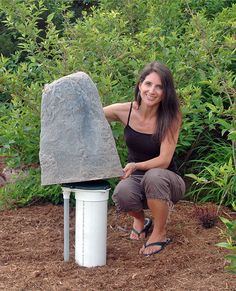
[[103, 102, 131, 124]]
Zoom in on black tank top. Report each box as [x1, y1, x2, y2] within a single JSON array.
[[124, 102, 179, 175]]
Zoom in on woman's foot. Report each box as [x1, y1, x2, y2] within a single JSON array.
[[139, 232, 167, 255], [130, 218, 152, 240], [130, 229, 146, 240], [139, 238, 172, 256]]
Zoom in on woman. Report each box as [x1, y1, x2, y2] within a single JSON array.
[[103, 61, 185, 256]]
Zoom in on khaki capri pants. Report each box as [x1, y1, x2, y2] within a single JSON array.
[[112, 168, 185, 212]]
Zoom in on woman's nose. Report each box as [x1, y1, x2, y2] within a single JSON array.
[[149, 86, 156, 94]]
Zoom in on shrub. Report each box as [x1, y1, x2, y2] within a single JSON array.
[[0, 0, 235, 208], [216, 203, 236, 274], [0, 169, 62, 209]]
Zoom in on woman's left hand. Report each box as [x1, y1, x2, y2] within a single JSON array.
[[122, 162, 137, 179]]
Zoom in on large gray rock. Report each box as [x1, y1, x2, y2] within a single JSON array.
[[39, 72, 123, 185]]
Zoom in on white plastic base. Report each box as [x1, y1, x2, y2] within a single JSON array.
[[74, 189, 109, 267]]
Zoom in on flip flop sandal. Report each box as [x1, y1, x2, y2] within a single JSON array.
[[130, 217, 152, 240], [143, 238, 172, 256]]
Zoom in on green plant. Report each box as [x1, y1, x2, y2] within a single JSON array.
[[180, 5, 236, 205], [0, 0, 235, 208], [0, 169, 63, 209], [216, 202, 236, 274], [186, 157, 235, 207], [185, 134, 235, 206]]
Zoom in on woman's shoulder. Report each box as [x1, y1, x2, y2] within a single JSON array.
[[104, 102, 132, 115], [110, 102, 132, 110], [103, 102, 132, 123]]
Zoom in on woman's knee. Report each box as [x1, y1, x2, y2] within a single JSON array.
[[141, 168, 185, 203], [141, 168, 171, 201], [142, 168, 167, 188], [112, 179, 143, 212], [112, 182, 129, 208]]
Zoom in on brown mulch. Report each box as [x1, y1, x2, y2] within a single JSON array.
[[0, 201, 235, 291]]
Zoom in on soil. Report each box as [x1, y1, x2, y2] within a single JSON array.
[[0, 201, 235, 291]]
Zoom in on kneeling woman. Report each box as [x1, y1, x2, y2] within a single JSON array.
[[104, 61, 185, 256]]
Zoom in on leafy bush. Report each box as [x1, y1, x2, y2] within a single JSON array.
[[0, 0, 235, 208], [0, 169, 62, 209], [185, 138, 235, 206], [217, 203, 236, 274]]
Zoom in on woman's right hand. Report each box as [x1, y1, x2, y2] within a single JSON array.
[[122, 162, 137, 179]]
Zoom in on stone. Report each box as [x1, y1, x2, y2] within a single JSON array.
[[39, 72, 123, 185]]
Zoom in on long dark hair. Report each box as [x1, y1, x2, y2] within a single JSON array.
[[134, 61, 180, 142]]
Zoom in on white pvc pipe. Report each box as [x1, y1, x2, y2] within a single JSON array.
[[74, 188, 109, 267], [62, 188, 71, 262]]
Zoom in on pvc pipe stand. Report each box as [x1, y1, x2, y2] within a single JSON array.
[[74, 188, 109, 267], [61, 181, 110, 267]]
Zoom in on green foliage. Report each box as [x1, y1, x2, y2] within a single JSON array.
[[0, 0, 235, 208], [0, 169, 63, 209], [176, 5, 236, 205], [216, 203, 236, 274], [185, 0, 236, 18], [185, 138, 235, 206]]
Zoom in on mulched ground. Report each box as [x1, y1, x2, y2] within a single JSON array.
[[0, 201, 235, 291]]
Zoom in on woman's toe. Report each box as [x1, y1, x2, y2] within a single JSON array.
[[139, 245, 145, 254]]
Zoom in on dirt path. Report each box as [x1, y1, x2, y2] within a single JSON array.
[[0, 201, 235, 290]]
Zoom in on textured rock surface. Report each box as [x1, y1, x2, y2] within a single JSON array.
[[39, 72, 123, 185]]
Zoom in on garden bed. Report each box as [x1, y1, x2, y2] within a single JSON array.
[[0, 201, 235, 290]]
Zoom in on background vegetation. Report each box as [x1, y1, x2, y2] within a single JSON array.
[[0, 0, 235, 208]]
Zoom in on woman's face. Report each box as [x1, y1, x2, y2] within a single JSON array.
[[138, 72, 164, 108]]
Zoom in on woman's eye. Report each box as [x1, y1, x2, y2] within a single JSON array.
[[143, 82, 162, 90]]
